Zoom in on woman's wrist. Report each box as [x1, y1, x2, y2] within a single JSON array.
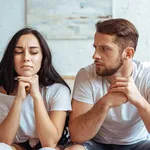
[[32, 92, 42, 101]]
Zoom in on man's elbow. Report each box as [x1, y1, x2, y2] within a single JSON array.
[[69, 129, 85, 144], [147, 128, 150, 133]]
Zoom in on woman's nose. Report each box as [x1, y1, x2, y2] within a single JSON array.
[[23, 51, 30, 62]]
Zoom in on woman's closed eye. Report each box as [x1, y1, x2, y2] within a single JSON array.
[[30, 47, 40, 55], [30, 50, 39, 55], [14, 49, 23, 54]]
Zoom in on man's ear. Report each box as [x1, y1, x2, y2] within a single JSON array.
[[123, 47, 134, 60]]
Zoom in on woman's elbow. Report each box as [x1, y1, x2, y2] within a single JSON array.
[[41, 136, 61, 148], [41, 141, 57, 148], [0, 140, 12, 146], [0, 138, 13, 145]]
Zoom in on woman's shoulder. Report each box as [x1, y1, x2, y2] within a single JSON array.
[[47, 83, 69, 90], [42, 83, 70, 97], [0, 86, 16, 96], [0, 86, 7, 94], [40, 83, 70, 105]]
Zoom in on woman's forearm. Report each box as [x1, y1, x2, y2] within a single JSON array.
[[33, 94, 60, 148], [0, 98, 22, 144]]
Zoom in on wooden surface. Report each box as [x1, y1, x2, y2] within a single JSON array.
[[62, 76, 75, 80]]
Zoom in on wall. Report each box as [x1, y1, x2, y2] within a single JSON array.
[[1, 0, 150, 90], [26, 0, 112, 76], [113, 0, 150, 62], [0, 0, 25, 59], [1, 1, 150, 71]]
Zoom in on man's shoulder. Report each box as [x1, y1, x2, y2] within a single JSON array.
[[133, 60, 150, 79], [133, 59, 150, 71], [79, 63, 96, 76], [76, 64, 102, 84]]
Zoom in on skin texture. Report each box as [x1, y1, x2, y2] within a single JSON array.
[[65, 32, 150, 150], [93, 33, 123, 77], [0, 34, 67, 150], [14, 34, 43, 100], [14, 34, 43, 77]]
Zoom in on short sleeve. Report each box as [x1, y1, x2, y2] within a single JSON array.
[[0, 107, 8, 123], [46, 84, 72, 111], [138, 64, 150, 104], [145, 78, 150, 103], [0, 95, 14, 124], [73, 68, 94, 104]]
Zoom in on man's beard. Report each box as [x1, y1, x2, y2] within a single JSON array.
[[96, 58, 123, 76]]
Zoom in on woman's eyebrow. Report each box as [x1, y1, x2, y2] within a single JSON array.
[[15, 46, 23, 49], [29, 46, 40, 49], [15, 46, 39, 49]]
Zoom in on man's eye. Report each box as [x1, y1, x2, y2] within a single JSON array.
[[102, 47, 108, 51]]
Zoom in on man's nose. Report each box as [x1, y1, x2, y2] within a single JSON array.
[[92, 49, 101, 60]]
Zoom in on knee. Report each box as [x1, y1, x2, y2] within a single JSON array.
[[0, 143, 12, 150], [65, 145, 84, 150], [39, 147, 55, 150], [55, 145, 64, 150]]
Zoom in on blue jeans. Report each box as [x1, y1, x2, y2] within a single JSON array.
[[83, 140, 150, 150]]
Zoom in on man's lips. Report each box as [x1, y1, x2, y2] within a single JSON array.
[[94, 61, 103, 66]]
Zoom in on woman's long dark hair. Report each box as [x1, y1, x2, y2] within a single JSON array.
[[0, 28, 70, 94]]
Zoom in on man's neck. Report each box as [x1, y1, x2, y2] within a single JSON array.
[[105, 60, 133, 83]]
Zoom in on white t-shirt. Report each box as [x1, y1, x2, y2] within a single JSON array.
[[73, 60, 150, 145], [0, 83, 71, 146]]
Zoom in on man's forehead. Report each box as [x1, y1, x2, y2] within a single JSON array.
[[94, 32, 117, 45]]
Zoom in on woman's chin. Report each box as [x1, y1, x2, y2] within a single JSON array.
[[18, 73, 33, 77]]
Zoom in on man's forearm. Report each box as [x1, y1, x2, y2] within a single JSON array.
[[69, 99, 110, 143], [136, 97, 150, 132]]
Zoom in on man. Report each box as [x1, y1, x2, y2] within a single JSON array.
[[66, 18, 150, 150]]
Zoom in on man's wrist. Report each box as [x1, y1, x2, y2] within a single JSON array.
[[134, 96, 148, 110], [99, 94, 111, 109]]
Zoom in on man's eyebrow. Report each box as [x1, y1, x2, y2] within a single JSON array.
[[93, 44, 96, 47], [93, 44, 108, 47]]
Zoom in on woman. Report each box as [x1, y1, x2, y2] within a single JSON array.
[[0, 28, 71, 150]]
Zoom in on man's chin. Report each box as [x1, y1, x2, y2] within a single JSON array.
[[96, 70, 113, 77], [96, 68, 106, 76], [96, 71, 105, 76]]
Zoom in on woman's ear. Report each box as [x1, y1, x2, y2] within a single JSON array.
[[123, 47, 134, 60]]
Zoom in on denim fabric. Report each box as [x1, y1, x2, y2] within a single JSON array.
[[83, 140, 150, 150]]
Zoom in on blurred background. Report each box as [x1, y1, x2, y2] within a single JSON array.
[[0, 0, 150, 91]]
